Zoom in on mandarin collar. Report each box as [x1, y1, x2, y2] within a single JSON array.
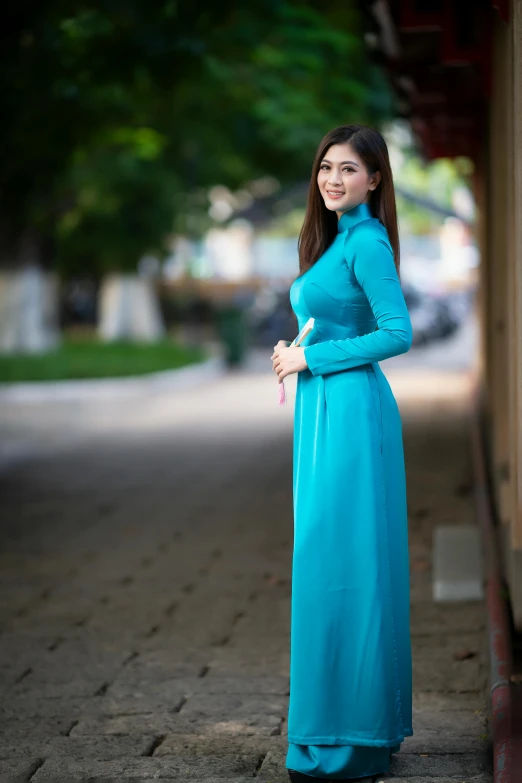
[[337, 201, 373, 233]]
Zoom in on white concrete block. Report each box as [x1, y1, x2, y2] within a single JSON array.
[[433, 525, 484, 601]]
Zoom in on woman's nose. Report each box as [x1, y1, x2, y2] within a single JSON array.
[[327, 172, 342, 185]]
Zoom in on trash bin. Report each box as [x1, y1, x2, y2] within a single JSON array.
[[215, 304, 247, 366]]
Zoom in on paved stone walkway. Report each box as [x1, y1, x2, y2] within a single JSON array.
[[0, 349, 493, 781]]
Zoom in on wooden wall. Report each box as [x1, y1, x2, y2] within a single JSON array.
[[481, 0, 522, 629]]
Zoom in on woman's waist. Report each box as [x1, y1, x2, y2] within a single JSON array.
[[302, 322, 377, 347], [298, 361, 390, 388]]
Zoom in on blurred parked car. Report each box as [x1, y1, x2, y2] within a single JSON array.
[[401, 280, 463, 346]]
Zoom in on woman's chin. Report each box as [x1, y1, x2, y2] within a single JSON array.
[[324, 200, 346, 211]]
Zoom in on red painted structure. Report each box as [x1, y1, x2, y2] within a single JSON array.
[[361, 0, 510, 160], [471, 375, 522, 783]]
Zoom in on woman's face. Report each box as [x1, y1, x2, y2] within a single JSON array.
[[316, 142, 381, 218]]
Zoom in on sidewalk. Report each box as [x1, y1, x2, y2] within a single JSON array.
[[0, 357, 492, 781]]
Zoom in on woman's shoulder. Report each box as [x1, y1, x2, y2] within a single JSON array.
[[344, 217, 391, 255]]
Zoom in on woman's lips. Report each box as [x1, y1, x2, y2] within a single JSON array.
[[326, 190, 345, 199]]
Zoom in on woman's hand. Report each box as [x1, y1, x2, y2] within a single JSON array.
[[271, 342, 308, 382]]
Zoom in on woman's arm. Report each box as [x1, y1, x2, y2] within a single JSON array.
[[303, 233, 412, 376]]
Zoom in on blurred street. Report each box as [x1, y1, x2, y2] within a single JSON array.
[[0, 311, 493, 781]]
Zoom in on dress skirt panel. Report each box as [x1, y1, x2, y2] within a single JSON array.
[[288, 365, 410, 746], [372, 362, 413, 735]]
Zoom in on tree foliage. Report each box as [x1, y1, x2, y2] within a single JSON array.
[[0, 1, 395, 274]]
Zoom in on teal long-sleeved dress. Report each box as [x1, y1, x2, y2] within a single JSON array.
[[285, 201, 413, 780]]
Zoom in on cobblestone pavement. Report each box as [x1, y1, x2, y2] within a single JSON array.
[[0, 346, 493, 781]]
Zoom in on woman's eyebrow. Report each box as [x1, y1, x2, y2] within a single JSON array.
[[321, 159, 359, 166]]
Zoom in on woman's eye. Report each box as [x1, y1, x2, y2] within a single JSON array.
[[320, 165, 354, 172]]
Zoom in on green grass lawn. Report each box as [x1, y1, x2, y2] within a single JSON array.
[[0, 334, 207, 383]]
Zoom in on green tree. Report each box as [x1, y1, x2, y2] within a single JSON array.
[[2, 1, 394, 269], [0, 1, 396, 349]]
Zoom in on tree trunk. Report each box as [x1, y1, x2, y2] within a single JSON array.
[[0, 266, 61, 353], [98, 273, 165, 342]]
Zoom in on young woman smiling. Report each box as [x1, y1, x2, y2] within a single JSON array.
[[271, 125, 414, 782]]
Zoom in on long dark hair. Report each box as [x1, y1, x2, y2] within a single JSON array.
[[297, 124, 400, 277]]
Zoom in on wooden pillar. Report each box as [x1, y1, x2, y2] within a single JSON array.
[[509, 0, 522, 626], [488, 11, 512, 536], [485, 0, 522, 629]]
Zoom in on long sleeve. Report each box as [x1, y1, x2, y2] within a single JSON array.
[[303, 233, 412, 376]]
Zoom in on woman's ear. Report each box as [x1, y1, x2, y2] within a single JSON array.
[[369, 171, 381, 191]]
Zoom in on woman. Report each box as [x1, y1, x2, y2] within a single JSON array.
[[271, 124, 414, 782]]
